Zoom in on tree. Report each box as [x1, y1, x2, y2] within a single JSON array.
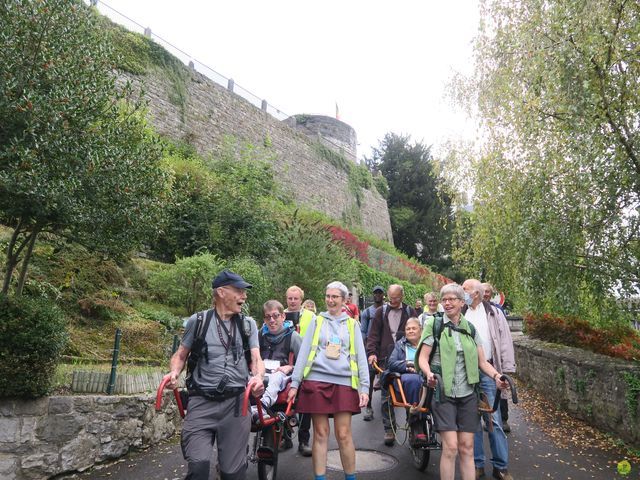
[[0, 0, 168, 295], [366, 133, 455, 271], [453, 0, 640, 322]]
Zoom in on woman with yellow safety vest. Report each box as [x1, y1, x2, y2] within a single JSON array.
[[288, 281, 370, 480]]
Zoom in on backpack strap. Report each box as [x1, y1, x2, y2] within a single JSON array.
[[235, 314, 252, 370], [186, 309, 214, 386]]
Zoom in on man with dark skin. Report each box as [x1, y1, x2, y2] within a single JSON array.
[[359, 285, 385, 421]]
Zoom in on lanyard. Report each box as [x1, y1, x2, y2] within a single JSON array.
[[215, 312, 239, 367]]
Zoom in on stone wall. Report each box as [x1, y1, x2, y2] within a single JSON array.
[[514, 336, 640, 447], [0, 393, 181, 480], [123, 65, 393, 243]]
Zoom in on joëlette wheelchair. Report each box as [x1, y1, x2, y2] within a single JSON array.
[[373, 361, 441, 471], [156, 377, 296, 480]]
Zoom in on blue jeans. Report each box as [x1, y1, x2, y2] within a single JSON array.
[[474, 371, 509, 470], [381, 387, 396, 432]]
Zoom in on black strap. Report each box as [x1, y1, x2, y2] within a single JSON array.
[[235, 314, 252, 370], [428, 316, 476, 365]]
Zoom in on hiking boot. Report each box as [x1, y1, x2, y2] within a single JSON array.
[[279, 436, 293, 451], [383, 431, 395, 446], [362, 407, 374, 421], [475, 467, 486, 479], [298, 442, 312, 457], [492, 467, 513, 480], [502, 420, 511, 433]]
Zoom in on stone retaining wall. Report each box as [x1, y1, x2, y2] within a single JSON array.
[[0, 393, 181, 480], [514, 336, 640, 447]]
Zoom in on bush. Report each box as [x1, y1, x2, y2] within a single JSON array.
[[266, 217, 356, 310], [148, 252, 224, 315], [226, 257, 274, 320], [0, 295, 68, 398], [524, 312, 640, 361]]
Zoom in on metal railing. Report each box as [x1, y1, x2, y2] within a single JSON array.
[[88, 0, 290, 121]]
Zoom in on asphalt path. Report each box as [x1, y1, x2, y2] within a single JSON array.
[[56, 387, 632, 480]]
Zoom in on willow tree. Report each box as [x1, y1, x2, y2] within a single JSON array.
[[455, 0, 639, 322], [0, 0, 169, 295]]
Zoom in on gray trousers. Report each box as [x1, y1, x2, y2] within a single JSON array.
[[181, 395, 250, 480]]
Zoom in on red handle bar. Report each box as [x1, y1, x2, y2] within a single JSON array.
[[155, 376, 186, 418]]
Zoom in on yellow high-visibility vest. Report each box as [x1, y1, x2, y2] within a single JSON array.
[[303, 316, 359, 390]]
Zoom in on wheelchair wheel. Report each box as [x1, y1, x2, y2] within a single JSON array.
[[257, 425, 279, 480], [411, 446, 430, 471]]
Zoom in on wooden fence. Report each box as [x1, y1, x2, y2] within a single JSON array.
[[71, 370, 185, 394]]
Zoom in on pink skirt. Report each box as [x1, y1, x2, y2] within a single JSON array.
[[296, 380, 360, 415]]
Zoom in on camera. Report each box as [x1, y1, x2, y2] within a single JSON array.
[[215, 373, 230, 394]]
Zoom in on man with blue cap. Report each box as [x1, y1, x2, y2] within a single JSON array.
[[163, 270, 265, 480]]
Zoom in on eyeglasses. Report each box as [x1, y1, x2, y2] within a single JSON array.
[[325, 294, 342, 300], [263, 313, 282, 321], [441, 297, 461, 304]]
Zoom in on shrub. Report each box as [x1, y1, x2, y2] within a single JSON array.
[[524, 312, 640, 361], [0, 295, 68, 398], [148, 252, 224, 315], [266, 217, 356, 310], [226, 257, 274, 320]]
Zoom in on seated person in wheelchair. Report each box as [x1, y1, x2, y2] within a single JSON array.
[[252, 300, 302, 419], [384, 317, 423, 405]]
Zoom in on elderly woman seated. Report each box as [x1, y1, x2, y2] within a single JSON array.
[[384, 317, 424, 405]]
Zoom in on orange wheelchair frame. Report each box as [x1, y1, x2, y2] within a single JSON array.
[[373, 361, 441, 472]]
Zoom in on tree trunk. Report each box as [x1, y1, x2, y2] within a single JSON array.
[[15, 228, 40, 296], [2, 219, 24, 295]]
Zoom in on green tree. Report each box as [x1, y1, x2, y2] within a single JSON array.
[[453, 0, 640, 322], [0, 0, 168, 295], [266, 215, 356, 309], [366, 133, 454, 271]]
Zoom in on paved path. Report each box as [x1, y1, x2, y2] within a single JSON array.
[[58, 386, 631, 480]]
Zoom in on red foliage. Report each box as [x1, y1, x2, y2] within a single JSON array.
[[325, 224, 454, 287], [327, 225, 370, 264], [524, 313, 640, 361]]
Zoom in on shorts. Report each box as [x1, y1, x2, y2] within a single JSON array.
[[431, 392, 479, 433]]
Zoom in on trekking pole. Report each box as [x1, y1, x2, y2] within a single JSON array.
[[106, 328, 122, 395]]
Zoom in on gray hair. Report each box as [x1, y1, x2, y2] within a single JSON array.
[[326, 281, 349, 299], [464, 279, 485, 298], [406, 317, 422, 329], [482, 283, 494, 295], [440, 283, 465, 300]]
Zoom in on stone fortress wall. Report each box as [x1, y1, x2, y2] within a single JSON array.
[[122, 60, 393, 243]]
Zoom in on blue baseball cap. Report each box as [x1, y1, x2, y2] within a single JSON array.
[[212, 270, 252, 289], [373, 285, 384, 293]]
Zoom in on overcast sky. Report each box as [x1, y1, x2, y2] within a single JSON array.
[[94, 0, 479, 161]]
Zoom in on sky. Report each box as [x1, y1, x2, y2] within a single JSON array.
[[94, 0, 480, 161]]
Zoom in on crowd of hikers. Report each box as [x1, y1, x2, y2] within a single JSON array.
[[163, 270, 516, 480]]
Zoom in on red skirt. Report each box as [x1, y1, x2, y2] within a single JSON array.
[[296, 380, 360, 415]]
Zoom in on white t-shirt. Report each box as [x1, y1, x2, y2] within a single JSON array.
[[465, 304, 492, 361]]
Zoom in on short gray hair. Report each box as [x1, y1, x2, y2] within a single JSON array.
[[440, 283, 465, 300], [326, 281, 349, 299]]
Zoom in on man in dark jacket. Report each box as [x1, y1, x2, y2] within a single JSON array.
[[366, 284, 416, 445]]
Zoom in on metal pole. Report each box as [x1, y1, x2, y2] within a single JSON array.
[[172, 334, 180, 355], [106, 328, 122, 395]]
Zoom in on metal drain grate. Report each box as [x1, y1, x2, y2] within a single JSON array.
[[326, 449, 398, 473]]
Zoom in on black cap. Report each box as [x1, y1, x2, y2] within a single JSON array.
[[373, 285, 384, 293], [212, 270, 252, 289]]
